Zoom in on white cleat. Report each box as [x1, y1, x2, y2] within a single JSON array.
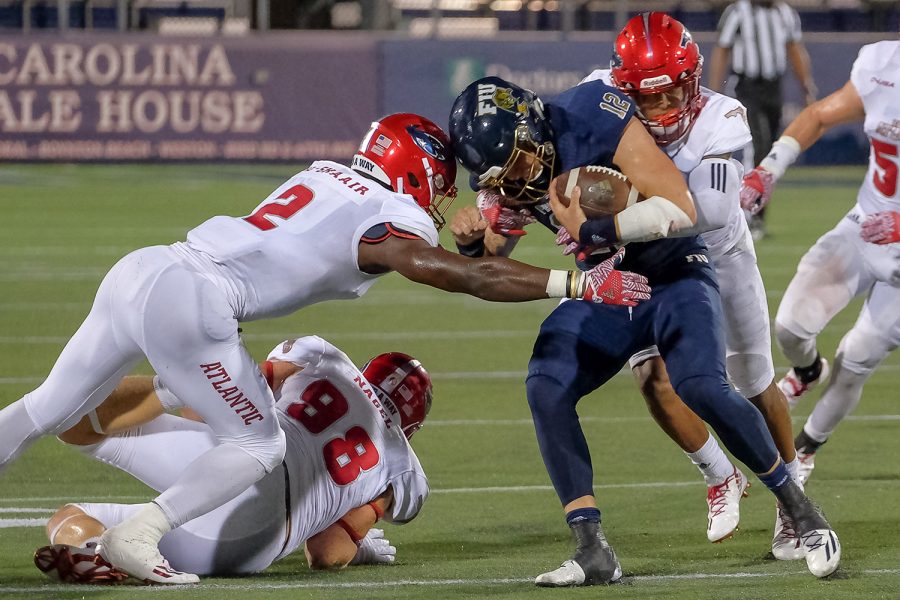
[[797, 450, 816, 485], [772, 504, 804, 561], [706, 467, 749, 543], [97, 525, 199, 585], [535, 559, 622, 587], [801, 528, 841, 578], [779, 359, 830, 410]]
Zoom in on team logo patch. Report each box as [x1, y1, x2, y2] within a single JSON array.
[[407, 126, 448, 160], [476, 83, 530, 117]]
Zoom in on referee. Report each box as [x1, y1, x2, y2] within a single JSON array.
[[708, 0, 816, 239]]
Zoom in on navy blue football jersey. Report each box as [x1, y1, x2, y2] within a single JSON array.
[[534, 80, 707, 283]]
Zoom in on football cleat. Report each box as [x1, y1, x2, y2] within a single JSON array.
[[778, 358, 830, 409], [797, 449, 816, 485], [771, 504, 804, 561], [97, 526, 199, 585], [34, 544, 129, 584], [535, 521, 621, 587], [801, 528, 841, 578], [706, 467, 749, 543]]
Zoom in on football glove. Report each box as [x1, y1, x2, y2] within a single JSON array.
[[556, 226, 614, 262], [740, 167, 776, 214], [582, 247, 651, 307], [860, 211, 900, 245], [477, 189, 536, 236], [349, 529, 396, 566]]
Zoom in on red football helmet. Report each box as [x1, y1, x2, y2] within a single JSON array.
[[362, 352, 433, 439], [352, 113, 458, 230], [610, 12, 703, 146]]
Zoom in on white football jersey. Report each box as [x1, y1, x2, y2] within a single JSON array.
[[267, 336, 429, 560], [850, 41, 900, 215], [581, 70, 752, 257], [179, 161, 439, 322]]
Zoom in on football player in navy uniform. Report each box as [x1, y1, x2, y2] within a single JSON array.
[[448, 76, 841, 584]]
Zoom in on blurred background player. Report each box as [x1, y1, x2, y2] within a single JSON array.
[[0, 113, 647, 584], [36, 336, 430, 582], [708, 0, 817, 240], [449, 74, 839, 585], [582, 11, 804, 560], [741, 39, 900, 483]]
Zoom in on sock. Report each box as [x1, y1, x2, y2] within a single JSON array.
[[757, 460, 791, 494], [685, 434, 734, 486], [153, 443, 266, 528], [566, 507, 601, 526], [784, 457, 804, 490], [0, 400, 43, 471], [795, 429, 826, 454], [793, 353, 823, 384]]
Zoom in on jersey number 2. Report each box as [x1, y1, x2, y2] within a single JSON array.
[[285, 380, 381, 486], [872, 139, 898, 198], [243, 184, 314, 231]]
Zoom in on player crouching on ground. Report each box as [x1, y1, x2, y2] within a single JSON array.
[[35, 337, 430, 584]]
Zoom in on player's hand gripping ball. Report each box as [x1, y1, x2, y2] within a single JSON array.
[[553, 165, 644, 218]]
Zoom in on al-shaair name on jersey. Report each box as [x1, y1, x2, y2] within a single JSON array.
[[268, 336, 429, 561], [179, 161, 439, 322]]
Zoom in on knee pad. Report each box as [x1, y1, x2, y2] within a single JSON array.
[[220, 428, 286, 473]]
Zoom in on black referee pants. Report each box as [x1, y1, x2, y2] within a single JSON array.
[[735, 76, 783, 167]]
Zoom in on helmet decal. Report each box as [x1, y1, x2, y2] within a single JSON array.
[[476, 82, 529, 117], [407, 126, 449, 161], [370, 133, 393, 157]]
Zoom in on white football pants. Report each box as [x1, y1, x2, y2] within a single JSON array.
[[1, 245, 284, 527]]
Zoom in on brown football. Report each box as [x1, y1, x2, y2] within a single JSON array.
[[553, 166, 645, 218]]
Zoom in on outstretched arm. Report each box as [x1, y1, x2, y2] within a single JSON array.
[[741, 79, 865, 212]]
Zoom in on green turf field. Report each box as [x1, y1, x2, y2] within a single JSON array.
[[0, 164, 897, 599]]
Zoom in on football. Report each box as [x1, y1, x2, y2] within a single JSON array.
[[553, 165, 644, 218]]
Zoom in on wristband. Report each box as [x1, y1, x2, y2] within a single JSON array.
[[455, 238, 485, 258], [759, 136, 801, 179], [336, 518, 364, 546], [546, 270, 586, 298], [579, 215, 619, 247], [368, 501, 385, 521]]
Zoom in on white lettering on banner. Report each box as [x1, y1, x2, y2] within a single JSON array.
[[0, 40, 261, 141]]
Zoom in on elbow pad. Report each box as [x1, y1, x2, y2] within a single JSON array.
[[679, 158, 742, 236], [614, 194, 695, 242]]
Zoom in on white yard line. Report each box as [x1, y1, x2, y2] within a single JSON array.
[[0, 569, 898, 593]]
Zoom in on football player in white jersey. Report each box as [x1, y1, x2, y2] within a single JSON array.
[[741, 40, 900, 482], [0, 113, 650, 584], [588, 12, 803, 560], [35, 337, 430, 583], [453, 12, 805, 559]]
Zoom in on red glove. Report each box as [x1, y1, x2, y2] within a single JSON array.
[[740, 167, 776, 214], [860, 211, 900, 245], [555, 227, 580, 255], [581, 247, 651, 307], [477, 190, 536, 236]]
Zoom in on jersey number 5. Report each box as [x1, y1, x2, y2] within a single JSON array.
[[872, 140, 898, 198], [285, 380, 381, 486], [243, 184, 315, 231]]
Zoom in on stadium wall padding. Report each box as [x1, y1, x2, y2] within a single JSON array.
[[0, 32, 877, 163]]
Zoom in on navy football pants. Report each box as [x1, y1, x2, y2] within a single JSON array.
[[526, 264, 780, 506]]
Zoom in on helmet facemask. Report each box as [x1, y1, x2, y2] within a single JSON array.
[[629, 69, 702, 147], [478, 122, 556, 205]]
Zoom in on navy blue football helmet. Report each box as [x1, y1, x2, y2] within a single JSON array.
[[448, 76, 556, 204]]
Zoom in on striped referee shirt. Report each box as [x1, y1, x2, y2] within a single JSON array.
[[717, 0, 802, 81]]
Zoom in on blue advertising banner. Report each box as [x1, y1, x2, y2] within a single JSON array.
[[381, 37, 878, 165], [0, 33, 378, 161]]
